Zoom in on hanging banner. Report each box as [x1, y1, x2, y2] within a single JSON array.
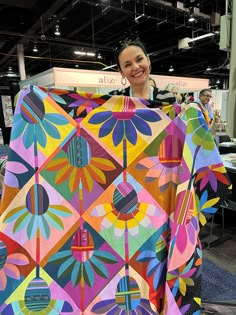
[[1, 95, 13, 127]]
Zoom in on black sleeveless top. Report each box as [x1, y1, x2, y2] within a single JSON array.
[[109, 86, 176, 105]]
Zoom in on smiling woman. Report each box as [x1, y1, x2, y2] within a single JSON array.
[[109, 40, 176, 104]]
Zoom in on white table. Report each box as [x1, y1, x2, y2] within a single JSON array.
[[220, 153, 236, 173]]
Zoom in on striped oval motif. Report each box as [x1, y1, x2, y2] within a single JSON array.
[[158, 134, 182, 168], [0, 241, 7, 270], [24, 277, 51, 311], [26, 184, 49, 215], [67, 136, 91, 167], [115, 276, 141, 310], [113, 182, 138, 214], [21, 92, 45, 124], [71, 229, 94, 262]]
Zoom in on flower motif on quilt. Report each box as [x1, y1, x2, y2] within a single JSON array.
[[185, 107, 214, 150], [11, 90, 70, 149], [1, 276, 73, 314], [4, 159, 34, 189], [195, 190, 220, 226], [136, 134, 184, 192], [91, 275, 156, 315], [170, 187, 201, 256], [48, 228, 118, 288], [88, 96, 161, 146], [195, 163, 230, 193], [167, 258, 196, 297], [3, 184, 72, 240], [136, 234, 168, 290], [90, 181, 163, 239], [68, 91, 107, 121], [44, 135, 116, 193], [39, 87, 69, 105], [0, 240, 29, 291]]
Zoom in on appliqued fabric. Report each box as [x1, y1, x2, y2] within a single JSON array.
[[0, 86, 230, 315]]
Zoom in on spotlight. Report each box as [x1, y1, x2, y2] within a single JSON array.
[[188, 15, 196, 22], [206, 66, 212, 71], [97, 53, 102, 59], [216, 79, 220, 84], [54, 24, 61, 36], [168, 65, 174, 72], [86, 52, 96, 57], [74, 51, 86, 56], [74, 50, 95, 56], [33, 44, 38, 52]]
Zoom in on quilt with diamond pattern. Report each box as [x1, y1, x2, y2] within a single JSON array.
[[0, 86, 231, 314]]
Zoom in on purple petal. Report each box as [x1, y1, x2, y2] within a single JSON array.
[[200, 173, 210, 191], [131, 115, 152, 136], [186, 222, 196, 244], [4, 171, 19, 188], [113, 120, 124, 146], [209, 172, 218, 192], [125, 120, 137, 145]]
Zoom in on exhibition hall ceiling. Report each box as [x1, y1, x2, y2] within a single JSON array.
[[0, 0, 230, 87]]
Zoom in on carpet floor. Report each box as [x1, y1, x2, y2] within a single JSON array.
[[202, 258, 236, 302]]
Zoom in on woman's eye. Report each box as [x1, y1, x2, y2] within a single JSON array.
[[137, 57, 143, 62]]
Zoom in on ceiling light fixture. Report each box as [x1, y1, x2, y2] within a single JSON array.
[[102, 64, 117, 70], [74, 50, 95, 57], [74, 51, 86, 56], [135, 13, 145, 23], [86, 52, 96, 57], [206, 66, 212, 71], [97, 53, 102, 59], [33, 44, 38, 52], [190, 33, 215, 43], [216, 79, 220, 84], [168, 65, 174, 72], [54, 24, 61, 36], [188, 15, 195, 22]]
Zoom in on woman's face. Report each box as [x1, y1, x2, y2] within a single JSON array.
[[118, 45, 151, 87]]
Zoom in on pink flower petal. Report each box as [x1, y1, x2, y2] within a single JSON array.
[[7, 253, 29, 265], [0, 271, 7, 290], [6, 161, 28, 174], [176, 225, 187, 253], [186, 223, 196, 245], [4, 263, 20, 279]]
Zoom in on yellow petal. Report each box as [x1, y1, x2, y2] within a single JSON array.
[[194, 297, 201, 305], [55, 164, 72, 184], [81, 167, 93, 192], [86, 164, 106, 184], [202, 197, 220, 209], [179, 278, 187, 296], [91, 157, 116, 171]]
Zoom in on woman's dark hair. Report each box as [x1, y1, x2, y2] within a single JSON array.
[[114, 40, 148, 70]]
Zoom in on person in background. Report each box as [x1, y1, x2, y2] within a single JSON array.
[[165, 83, 186, 108], [109, 40, 175, 104], [188, 94, 194, 102], [165, 83, 178, 98], [197, 88, 214, 132]]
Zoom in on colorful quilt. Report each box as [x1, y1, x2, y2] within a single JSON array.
[[0, 86, 231, 315]]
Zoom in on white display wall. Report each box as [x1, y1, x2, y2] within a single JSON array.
[[20, 67, 209, 93]]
